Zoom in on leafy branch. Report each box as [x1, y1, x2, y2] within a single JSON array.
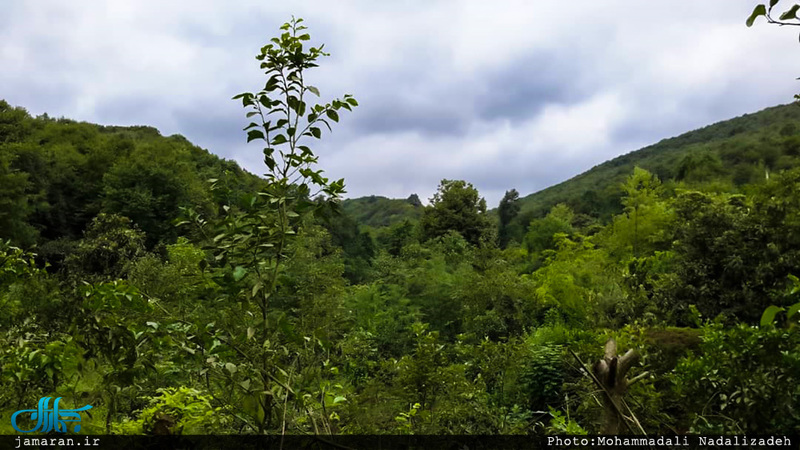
[[747, 1, 800, 28], [180, 16, 359, 433]]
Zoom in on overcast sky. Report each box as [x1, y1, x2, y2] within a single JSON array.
[[2, 1, 799, 206]]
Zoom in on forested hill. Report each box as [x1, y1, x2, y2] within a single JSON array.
[[341, 194, 424, 229], [510, 102, 800, 225], [0, 99, 265, 249]]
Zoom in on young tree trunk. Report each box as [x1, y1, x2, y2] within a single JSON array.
[[592, 339, 639, 434]]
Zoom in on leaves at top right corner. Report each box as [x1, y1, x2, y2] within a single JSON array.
[[779, 4, 800, 20], [747, 4, 767, 26]]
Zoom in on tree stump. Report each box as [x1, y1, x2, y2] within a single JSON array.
[[593, 339, 640, 434]]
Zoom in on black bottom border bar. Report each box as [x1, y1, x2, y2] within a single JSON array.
[[0, 434, 796, 450]]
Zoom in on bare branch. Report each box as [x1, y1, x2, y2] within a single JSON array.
[[618, 348, 640, 376], [628, 371, 651, 386], [604, 339, 617, 360]]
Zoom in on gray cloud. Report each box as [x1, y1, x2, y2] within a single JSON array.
[[171, 102, 245, 147], [352, 98, 470, 137], [473, 52, 588, 123], [93, 96, 168, 127], [2, 0, 799, 208]]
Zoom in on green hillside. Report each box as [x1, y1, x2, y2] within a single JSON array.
[[510, 103, 800, 226], [0, 99, 265, 250], [341, 194, 424, 228]]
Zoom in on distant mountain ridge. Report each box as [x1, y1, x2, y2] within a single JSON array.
[[512, 103, 800, 221], [343, 103, 800, 235], [341, 194, 424, 229]]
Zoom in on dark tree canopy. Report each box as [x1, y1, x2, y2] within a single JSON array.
[[406, 193, 423, 207], [498, 189, 521, 248], [419, 179, 494, 247]]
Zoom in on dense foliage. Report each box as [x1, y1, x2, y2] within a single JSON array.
[[341, 195, 423, 229], [0, 99, 264, 250], [2, 18, 800, 437]]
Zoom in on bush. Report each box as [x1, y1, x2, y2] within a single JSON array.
[[113, 387, 230, 435], [518, 344, 564, 411], [671, 322, 800, 433]]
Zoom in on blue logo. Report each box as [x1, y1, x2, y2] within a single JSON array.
[[11, 397, 93, 433]]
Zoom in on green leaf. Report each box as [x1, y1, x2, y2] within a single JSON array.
[[770, 0, 780, 8], [271, 134, 288, 145], [319, 118, 333, 132], [252, 281, 263, 298], [233, 266, 247, 282], [307, 86, 320, 96], [747, 4, 767, 26], [761, 305, 784, 326], [326, 109, 339, 122], [225, 363, 237, 374], [264, 155, 276, 171], [310, 127, 322, 139], [780, 4, 800, 20], [787, 301, 800, 319], [265, 75, 281, 92], [247, 130, 265, 143]]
